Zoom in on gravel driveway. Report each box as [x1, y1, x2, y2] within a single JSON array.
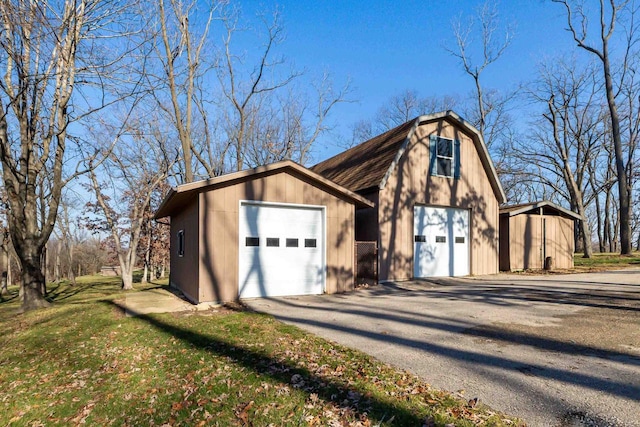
[[247, 270, 640, 427]]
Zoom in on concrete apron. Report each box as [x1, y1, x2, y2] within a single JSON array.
[[121, 287, 218, 317]]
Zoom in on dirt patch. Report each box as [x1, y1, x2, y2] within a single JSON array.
[[171, 301, 255, 318]]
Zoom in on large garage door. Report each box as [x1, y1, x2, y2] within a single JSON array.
[[414, 206, 469, 277], [239, 202, 325, 298]]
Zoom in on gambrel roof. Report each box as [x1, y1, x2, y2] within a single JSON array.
[[312, 111, 506, 203]]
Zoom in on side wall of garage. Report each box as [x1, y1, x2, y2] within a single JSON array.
[[378, 119, 500, 281], [169, 200, 200, 302], [197, 169, 356, 303]]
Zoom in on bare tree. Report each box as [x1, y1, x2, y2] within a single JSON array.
[[53, 195, 82, 285], [374, 90, 458, 132], [346, 90, 458, 147], [151, 0, 217, 183], [445, 0, 514, 148], [0, 0, 141, 310], [519, 59, 606, 257], [552, 0, 638, 255], [216, 8, 301, 172], [86, 118, 176, 290]]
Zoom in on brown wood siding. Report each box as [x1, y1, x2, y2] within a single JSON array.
[[543, 216, 575, 269], [502, 214, 574, 271], [198, 170, 356, 303], [170, 200, 200, 302], [510, 214, 544, 269], [378, 120, 500, 280]]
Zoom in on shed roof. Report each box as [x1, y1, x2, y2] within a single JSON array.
[[311, 110, 506, 203], [154, 160, 375, 219], [499, 200, 583, 220]]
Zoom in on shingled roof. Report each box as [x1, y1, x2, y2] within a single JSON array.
[[312, 111, 506, 203], [154, 160, 374, 219], [311, 120, 415, 193]]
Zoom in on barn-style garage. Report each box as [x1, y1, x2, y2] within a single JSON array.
[[499, 201, 582, 271], [154, 161, 373, 304]]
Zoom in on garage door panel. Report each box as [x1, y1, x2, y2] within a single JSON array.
[[239, 203, 325, 298], [414, 206, 469, 277]]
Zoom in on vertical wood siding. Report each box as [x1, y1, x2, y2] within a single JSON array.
[[378, 120, 500, 280], [170, 201, 200, 302], [192, 170, 355, 303], [501, 213, 575, 271]]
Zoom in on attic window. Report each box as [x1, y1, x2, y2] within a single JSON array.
[[429, 136, 460, 179]]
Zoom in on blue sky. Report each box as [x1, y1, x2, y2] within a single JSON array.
[[254, 0, 581, 160]]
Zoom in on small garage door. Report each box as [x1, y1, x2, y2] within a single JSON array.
[[239, 202, 325, 298], [414, 206, 469, 277]]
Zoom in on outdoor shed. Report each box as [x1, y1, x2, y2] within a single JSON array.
[[312, 111, 506, 281], [499, 201, 582, 271], [154, 160, 373, 304]]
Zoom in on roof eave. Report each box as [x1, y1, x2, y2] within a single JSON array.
[[153, 188, 177, 220], [153, 160, 374, 219], [500, 201, 583, 221]]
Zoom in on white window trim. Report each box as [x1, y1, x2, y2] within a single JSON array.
[[434, 136, 454, 178]]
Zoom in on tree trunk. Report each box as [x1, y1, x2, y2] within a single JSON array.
[[54, 245, 60, 282], [595, 188, 605, 253], [121, 270, 134, 290], [598, 34, 632, 254], [580, 219, 593, 258], [141, 262, 148, 285], [40, 246, 47, 297], [118, 252, 135, 291], [67, 242, 76, 285], [20, 250, 50, 310], [1, 235, 8, 294]]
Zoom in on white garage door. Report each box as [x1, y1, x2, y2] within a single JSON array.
[[414, 206, 469, 277], [239, 202, 325, 298]]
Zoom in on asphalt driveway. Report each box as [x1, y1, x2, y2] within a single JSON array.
[[246, 270, 640, 427]]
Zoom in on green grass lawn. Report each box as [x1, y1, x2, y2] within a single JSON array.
[[574, 252, 640, 270], [0, 276, 521, 426]]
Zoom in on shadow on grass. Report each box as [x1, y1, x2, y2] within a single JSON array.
[[106, 300, 428, 426], [0, 274, 172, 307], [0, 290, 18, 303]]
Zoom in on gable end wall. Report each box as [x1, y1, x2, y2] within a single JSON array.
[[378, 119, 499, 280], [197, 169, 356, 303]]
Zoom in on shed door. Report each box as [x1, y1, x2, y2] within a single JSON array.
[[414, 206, 469, 277], [239, 202, 325, 298]]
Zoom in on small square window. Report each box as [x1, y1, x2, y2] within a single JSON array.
[[414, 235, 426, 242], [455, 237, 465, 244], [435, 236, 446, 243], [177, 230, 184, 256], [286, 238, 299, 247], [304, 238, 317, 248], [266, 238, 280, 247], [245, 237, 259, 247]]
